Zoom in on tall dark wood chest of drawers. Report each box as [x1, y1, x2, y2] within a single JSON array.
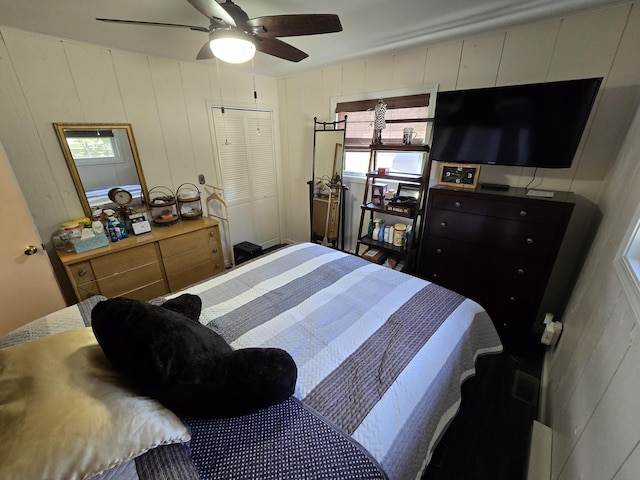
[[417, 186, 575, 356]]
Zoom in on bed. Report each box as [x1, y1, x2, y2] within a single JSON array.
[[0, 242, 502, 480]]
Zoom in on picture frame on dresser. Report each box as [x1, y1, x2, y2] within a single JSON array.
[[437, 162, 481, 189]]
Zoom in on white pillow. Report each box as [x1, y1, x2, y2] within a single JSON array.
[[0, 328, 190, 480]]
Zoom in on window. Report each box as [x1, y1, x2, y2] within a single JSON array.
[[333, 89, 436, 175], [615, 202, 640, 320]]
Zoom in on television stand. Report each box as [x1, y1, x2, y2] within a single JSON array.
[[480, 183, 510, 191]]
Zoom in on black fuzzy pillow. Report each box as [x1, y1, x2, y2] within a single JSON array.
[[91, 294, 297, 418]]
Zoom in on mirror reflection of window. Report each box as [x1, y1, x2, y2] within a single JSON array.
[[67, 137, 115, 160], [64, 130, 124, 165], [54, 123, 149, 217]]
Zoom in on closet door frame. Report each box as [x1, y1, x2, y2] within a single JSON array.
[[209, 101, 284, 251]]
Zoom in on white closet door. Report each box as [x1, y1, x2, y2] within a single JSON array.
[[212, 107, 280, 249]]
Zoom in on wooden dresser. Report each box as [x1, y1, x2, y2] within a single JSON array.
[[417, 186, 575, 356], [58, 218, 224, 302]]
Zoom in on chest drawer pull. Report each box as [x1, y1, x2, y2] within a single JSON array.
[[440, 222, 447, 228], [435, 248, 442, 254], [520, 210, 527, 217], [517, 268, 524, 275], [209, 231, 216, 237], [526, 237, 534, 244], [454, 201, 461, 208], [213, 247, 218, 253], [509, 296, 517, 302], [78, 269, 87, 277]]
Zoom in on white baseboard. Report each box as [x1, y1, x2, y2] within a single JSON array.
[[526, 420, 552, 480], [539, 348, 552, 424]]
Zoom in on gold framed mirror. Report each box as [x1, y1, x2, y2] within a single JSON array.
[[53, 123, 149, 217]]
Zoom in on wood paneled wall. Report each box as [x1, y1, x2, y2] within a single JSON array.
[[277, 4, 638, 248], [276, 5, 640, 480], [0, 28, 278, 241]]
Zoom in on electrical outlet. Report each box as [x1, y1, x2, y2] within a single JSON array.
[[541, 323, 554, 345]]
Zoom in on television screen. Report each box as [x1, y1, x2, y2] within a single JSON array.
[[431, 78, 602, 168]]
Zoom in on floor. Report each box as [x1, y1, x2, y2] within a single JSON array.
[[422, 352, 542, 480]]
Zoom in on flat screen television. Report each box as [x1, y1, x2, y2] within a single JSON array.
[[431, 78, 602, 168]]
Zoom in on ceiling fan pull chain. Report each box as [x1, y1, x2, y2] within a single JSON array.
[[215, 58, 231, 145], [252, 59, 260, 135]]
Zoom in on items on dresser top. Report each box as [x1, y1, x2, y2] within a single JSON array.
[[57, 218, 224, 302]]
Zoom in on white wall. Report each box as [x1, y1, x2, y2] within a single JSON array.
[[0, 27, 279, 245], [277, 4, 640, 480], [278, 4, 639, 249], [545, 89, 640, 480]]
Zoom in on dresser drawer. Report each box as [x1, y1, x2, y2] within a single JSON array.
[[91, 244, 166, 299], [423, 262, 542, 307], [160, 226, 224, 291], [68, 261, 96, 285], [75, 280, 101, 300], [91, 244, 160, 278], [97, 263, 166, 299], [159, 226, 219, 257], [420, 235, 547, 286], [426, 208, 558, 258], [430, 190, 567, 225]]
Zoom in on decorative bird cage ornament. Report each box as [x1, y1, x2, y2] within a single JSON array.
[[176, 183, 203, 220]]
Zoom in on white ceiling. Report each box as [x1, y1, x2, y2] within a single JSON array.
[[0, 0, 632, 78]]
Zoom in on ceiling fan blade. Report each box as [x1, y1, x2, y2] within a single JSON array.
[[96, 18, 210, 32], [247, 14, 342, 38], [255, 38, 308, 62], [187, 0, 236, 27], [196, 42, 215, 60]]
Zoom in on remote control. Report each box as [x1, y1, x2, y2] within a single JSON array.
[[480, 183, 510, 191]]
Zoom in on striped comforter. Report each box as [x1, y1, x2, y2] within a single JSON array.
[[176, 242, 503, 479], [1, 242, 502, 480]]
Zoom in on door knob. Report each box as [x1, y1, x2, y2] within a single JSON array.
[[24, 245, 38, 256]]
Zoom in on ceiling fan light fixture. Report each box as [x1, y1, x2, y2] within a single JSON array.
[[209, 29, 256, 64]]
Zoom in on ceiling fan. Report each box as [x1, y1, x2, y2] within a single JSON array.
[[96, 0, 342, 64]]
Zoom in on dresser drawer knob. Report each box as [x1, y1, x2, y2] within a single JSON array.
[[520, 210, 527, 217], [526, 237, 534, 244], [454, 201, 461, 208], [440, 222, 447, 228], [209, 231, 216, 237], [212, 247, 218, 253], [78, 269, 87, 277], [509, 296, 517, 302], [517, 268, 524, 275], [432, 273, 438, 278], [436, 248, 442, 254]]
